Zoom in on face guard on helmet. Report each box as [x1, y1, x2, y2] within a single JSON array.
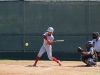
[[86, 41, 93, 50], [47, 27, 54, 33], [92, 32, 99, 39]]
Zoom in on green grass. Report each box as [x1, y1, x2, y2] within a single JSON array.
[[86, 73, 100, 75]]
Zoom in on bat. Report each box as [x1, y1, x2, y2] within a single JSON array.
[[53, 40, 64, 42]]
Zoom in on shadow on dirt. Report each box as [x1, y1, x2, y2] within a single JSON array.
[[25, 65, 51, 68], [25, 65, 34, 67], [62, 65, 93, 67]]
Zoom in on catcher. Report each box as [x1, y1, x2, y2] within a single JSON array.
[[77, 41, 97, 67]]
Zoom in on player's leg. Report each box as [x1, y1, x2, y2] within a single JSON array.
[[46, 46, 62, 66], [53, 57, 62, 66], [33, 46, 46, 66], [80, 55, 87, 64], [80, 55, 92, 67], [85, 58, 97, 66]]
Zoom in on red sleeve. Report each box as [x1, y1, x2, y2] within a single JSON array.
[[43, 35, 48, 40], [43, 35, 52, 45]]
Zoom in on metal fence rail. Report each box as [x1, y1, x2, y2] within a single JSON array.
[[0, 0, 100, 1]]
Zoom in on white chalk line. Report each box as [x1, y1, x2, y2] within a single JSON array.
[[23, 67, 54, 75], [34, 67, 53, 73]]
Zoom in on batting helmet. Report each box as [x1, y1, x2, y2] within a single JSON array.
[[47, 27, 54, 33]]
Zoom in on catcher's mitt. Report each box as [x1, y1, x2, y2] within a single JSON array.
[[77, 47, 84, 53]]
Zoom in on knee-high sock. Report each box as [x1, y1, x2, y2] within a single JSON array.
[[53, 57, 59, 63], [34, 56, 40, 64]]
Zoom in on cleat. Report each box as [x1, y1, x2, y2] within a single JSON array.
[[86, 64, 92, 67], [94, 64, 97, 67], [33, 63, 36, 67], [86, 64, 97, 67], [94, 65, 97, 67]]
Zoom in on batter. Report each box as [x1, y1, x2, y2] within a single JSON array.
[[33, 27, 62, 66]]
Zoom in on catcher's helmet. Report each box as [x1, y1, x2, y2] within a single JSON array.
[[92, 32, 99, 39], [47, 27, 54, 33], [86, 41, 93, 49]]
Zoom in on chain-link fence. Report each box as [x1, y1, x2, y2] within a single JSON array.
[[0, 1, 100, 60]]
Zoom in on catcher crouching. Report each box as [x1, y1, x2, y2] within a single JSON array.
[[77, 41, 98, 67]]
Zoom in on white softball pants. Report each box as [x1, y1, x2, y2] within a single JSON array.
[[37, 45, 53, 60]]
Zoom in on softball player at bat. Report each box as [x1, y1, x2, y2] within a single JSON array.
[[33, 27, 62, 66]]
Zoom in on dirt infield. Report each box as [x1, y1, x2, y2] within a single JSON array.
[[0, 60, 100, 75]]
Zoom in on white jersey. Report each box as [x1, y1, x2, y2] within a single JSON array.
[[92, 37, 100, 52], [43, 32, 54, 47]]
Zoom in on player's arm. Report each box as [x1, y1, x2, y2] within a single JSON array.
[[77, 47, 91, 56], [43, 35, 52, 45], [81, 52, 91, 56], [43, 35, 48, 41]]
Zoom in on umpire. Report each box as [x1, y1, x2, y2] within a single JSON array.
[[77, 41, 97, 67], [92, 32, 100, 58]]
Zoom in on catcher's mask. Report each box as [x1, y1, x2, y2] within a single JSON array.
[[86, 41, 93, 50], [92, 32, 99, 39]]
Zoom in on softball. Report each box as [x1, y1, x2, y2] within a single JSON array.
[[25, 43, 28, 46]]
